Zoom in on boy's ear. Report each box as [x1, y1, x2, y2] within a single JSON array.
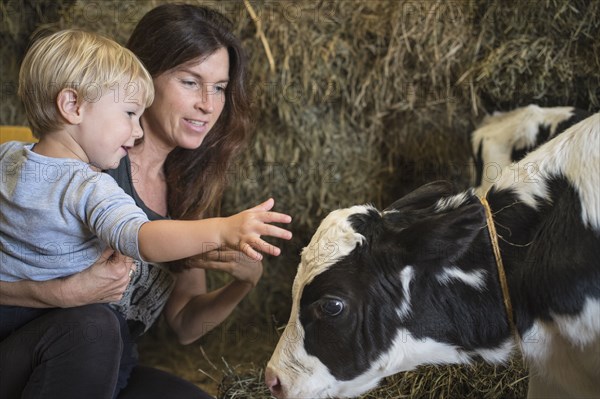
[[56, 88, 84, 124]]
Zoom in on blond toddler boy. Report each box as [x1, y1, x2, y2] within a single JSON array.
[[0, 29, 292, 282]]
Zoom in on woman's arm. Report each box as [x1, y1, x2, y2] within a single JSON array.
[[163, 249, 263, 345], [0, 248, 133, 307]]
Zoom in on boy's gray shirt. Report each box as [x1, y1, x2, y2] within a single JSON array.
[[0, 141, 149, 281]]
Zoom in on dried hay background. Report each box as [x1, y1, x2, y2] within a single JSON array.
[[2, 0, 599, 397]]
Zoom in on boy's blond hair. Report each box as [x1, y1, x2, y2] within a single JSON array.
[[18, 29, 154, 138]]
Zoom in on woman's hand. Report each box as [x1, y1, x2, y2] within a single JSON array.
[[194, 248, 263, 288], [63, 248, 136, 306]]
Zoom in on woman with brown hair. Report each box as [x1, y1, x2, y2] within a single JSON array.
[[0, 4, 282, 398]]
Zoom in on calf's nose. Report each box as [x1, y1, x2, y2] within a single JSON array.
[[265, 366, 283, 398]]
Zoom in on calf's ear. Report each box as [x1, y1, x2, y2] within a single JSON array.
[[384, 181, 455, 213], [395, 203, 485, 264]]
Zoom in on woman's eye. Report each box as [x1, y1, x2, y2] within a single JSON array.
[[181, 80, 197, 87], [206, 84, 226, 94], [127, 111, 136, 117], [320, 298, 344, 317]]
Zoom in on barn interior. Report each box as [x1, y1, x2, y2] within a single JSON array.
[[2, 0, 599, 397]]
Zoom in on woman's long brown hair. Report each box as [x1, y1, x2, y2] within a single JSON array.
[[127, 4, 252, 221]]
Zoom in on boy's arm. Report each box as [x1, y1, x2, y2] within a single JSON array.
[[138, 218, 226, 262], [137, 199, 292, 263]]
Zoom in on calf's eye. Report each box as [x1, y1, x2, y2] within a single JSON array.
[[320, 298, 345, 317]]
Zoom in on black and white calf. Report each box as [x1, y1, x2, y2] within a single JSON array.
[[266, 113, 600, 398], [471, 104, 591, 194]]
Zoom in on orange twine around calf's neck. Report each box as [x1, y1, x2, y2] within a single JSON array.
[[479, 193, 521, 348]]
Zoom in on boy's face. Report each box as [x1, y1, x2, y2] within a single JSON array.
[[77, 79, 145, 169]]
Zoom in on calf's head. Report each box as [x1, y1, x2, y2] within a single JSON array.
[[266, 182, 498, 398]]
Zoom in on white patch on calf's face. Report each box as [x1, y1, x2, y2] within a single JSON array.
[[267, 322, 340, 398], [293, 205, 373, 296], [436, 266, 487, 291]]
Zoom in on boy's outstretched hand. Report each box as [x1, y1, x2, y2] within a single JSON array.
[[224, 198, 292, 261]]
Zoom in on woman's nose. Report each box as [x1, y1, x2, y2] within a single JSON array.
[[196, 85, 215, 113]]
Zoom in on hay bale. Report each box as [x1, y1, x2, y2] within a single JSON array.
[[2, 0, 599, 397], [0, 0, 77, 125]]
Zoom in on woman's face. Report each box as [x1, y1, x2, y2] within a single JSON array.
[[142, 47, 229, 150]]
